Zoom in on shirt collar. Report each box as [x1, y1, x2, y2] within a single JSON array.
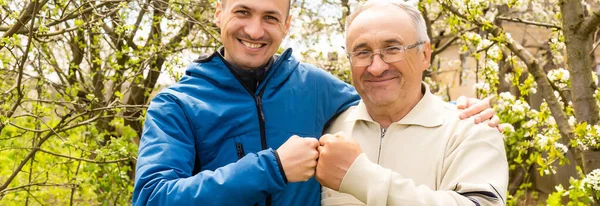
[[345, 83, 445, 127]]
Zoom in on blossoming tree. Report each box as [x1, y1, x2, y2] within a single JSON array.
[[426, 0, 600, 204]]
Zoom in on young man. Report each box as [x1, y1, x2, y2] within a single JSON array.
[[133, 0, 500, 205]]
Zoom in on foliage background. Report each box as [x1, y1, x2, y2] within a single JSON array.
[[2, 0, 600, 205]]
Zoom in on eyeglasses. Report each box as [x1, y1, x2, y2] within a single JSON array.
[[348, 41, 426, 67]]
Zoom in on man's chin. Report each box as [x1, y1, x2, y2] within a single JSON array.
[[365, 95, 395, 106], [226, 53, 268, 69]]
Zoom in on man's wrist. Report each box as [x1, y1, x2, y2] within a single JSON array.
[[273, 150, 288, 184]]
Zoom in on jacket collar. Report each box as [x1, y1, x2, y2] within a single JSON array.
[[185, 47, 297, 93], [346, 83, 445, 128]]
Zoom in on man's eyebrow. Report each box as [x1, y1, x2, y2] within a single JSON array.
[[352, 42, 369, 51], [265, 10, 283, 18], [233, 4, 282, 18], [383, 39, 403, 45]]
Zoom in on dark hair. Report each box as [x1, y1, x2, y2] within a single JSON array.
[[221, 0, 292, 18]]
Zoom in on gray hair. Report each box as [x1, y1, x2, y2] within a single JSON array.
[[345, 0, 430, 50]]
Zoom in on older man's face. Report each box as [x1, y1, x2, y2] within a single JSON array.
[[215, 0, 291, 70], [346, 6, 430, 107]]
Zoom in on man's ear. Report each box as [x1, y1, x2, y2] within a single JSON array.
[[422, 42, 432, 69], [283, 15, 293, 35], [214, 1, 223, 27]]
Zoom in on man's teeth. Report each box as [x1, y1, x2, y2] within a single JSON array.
[[241, 41, 263, 49]]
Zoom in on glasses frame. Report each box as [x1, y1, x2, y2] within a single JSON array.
[[348, 41, 426, 67]]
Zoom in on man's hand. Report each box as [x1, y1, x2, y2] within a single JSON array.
[[456, 96, 500, 129], [316, 132, 362, 191], [277, 135, 319, 182]]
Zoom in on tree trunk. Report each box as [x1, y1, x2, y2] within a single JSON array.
[[560, 0, 600, 127], [560, 0, 600, 174]]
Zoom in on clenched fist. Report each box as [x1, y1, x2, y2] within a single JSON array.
[[277, 135, 320, 182], [316, 132, 363, 191]]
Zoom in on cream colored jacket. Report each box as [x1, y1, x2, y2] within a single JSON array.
[[322, 85, 508, 206]]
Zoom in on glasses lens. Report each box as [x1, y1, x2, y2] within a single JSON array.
[[381, 47, 405, 63], [383, 52, 405, 63], [351, 53, 372, 67]]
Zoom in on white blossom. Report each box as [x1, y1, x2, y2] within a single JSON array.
[[502, 124, 515, 134], [499, 92, 515, 101], [505, 32, 512, 41], [554, 142, 568, 154], [548, 68, 570, 90], [568, 116, 577, 126], [481, 39, 493, 48], [554, 91, 562, 101], [524, 119, 537, 128], [550, 37, 566, 51], [546, 116, 556, 125], [504, 73, 514, 83], [486, 59, 499, 72], [512, 103, 525, 113], [513, 1, 528, 12], [553, 54, 564, 65], [487, 45, 501, 60], [536, 133, 549, 148], [529, 87, 537, 94], [582, 169, 600, 191]]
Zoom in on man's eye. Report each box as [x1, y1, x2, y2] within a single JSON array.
[[235, 10, 249, 16], [355, 51, 371, 58], [265, 16, 279, 22], [385, 47, 402, 54]]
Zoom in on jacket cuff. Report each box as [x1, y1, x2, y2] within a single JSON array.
[[273, 150, 288, 183], [339, 153, 384, 203]]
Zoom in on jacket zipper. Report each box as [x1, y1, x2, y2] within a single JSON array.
[[377, 127, 386, 164], [255, 92, 271, 206], [256, 95, 267, 150], [224, 64, 272, 206]]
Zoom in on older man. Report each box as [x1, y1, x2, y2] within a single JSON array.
[[316, 1, 508, 206], [133, 0, 501, 205]]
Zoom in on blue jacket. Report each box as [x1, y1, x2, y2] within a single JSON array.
[[133, 48, 360, 205]]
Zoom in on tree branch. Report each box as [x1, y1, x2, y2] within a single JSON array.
[[0, 0, 122, 35], [1, 183, 78, 195], [432, 35, 460, 56], [0, 112, 72, 193], [38, 149, 134, 164], [126, 0, 150, 46], [496, 16, 562, 30], [1, 0, 40, 133], [580, 8, 600, 35], [0, 0, 49, 49]]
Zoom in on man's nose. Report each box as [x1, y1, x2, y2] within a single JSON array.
[[367, 54, 389, 76], [244, 18, 265, 40]]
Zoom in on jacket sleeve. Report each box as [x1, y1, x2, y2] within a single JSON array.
[[132, 93, 287, 206], [337, 124, 508, 206]]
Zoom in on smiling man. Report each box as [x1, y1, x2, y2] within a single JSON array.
[[316, 1, 508, 205], [132, 0, 501, 205]]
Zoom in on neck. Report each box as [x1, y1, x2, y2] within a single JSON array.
[[365, 87, 424, 129]]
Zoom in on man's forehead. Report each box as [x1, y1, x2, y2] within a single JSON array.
[[224, 0, 289, 11], [347, 9, 415, 48]]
